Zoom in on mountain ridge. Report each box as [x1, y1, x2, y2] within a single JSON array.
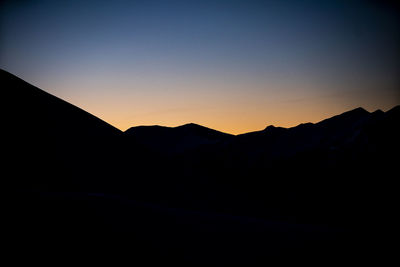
[[2, 68, 397, 135], [3, 67, 399, 264]]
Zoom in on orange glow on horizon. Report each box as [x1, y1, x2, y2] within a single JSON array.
[[75, 95, 399, 135], [22, 72, 400, 136]]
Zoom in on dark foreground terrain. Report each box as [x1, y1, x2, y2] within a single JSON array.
[[2, 68, 398, 264]]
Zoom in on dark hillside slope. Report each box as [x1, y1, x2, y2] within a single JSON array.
[[1, 69, 120, 137], [1, 69, 122, 191]]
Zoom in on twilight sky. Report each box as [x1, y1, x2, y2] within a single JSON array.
[[1, 0, 399, 134]]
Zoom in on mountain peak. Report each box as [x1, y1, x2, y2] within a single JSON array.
[[317, 107, 370, 126], [176, 123, 204, 129], [340, 107, 370, 119], [372, 109, 384, 115], [125, 125, 168, 133], [262, 125, 275, 131], [336, 107, 369, 118], [351, 107, 368, 114]]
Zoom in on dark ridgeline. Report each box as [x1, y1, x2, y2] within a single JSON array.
[[3, 68, 399, 264], [2, 68, 122, 193], [125, 123, 233, 155]]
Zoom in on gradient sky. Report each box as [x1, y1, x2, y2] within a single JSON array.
[[1, 0, 399, 134]]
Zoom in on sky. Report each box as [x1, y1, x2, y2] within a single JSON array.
[[1, 0, 399, 134]]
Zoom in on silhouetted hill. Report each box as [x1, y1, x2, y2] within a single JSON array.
[[1, 69, 123, 192], [218, 106, 382, 163], [1, 69, 121, 137], [125, 122, 232, 154], [3, 68, 398, 264]]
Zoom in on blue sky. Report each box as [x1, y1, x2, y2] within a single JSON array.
[[1, 0, 399, 133]]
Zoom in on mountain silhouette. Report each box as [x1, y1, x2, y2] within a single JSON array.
[[1, 69, 122, 192], [125, 123, 232, 155], [225, 106, 378, 161], [1, 69, 120, 137], [3, 68, 398, 264]]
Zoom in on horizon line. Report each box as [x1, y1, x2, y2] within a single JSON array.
[[1, 68, 398, 136]]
